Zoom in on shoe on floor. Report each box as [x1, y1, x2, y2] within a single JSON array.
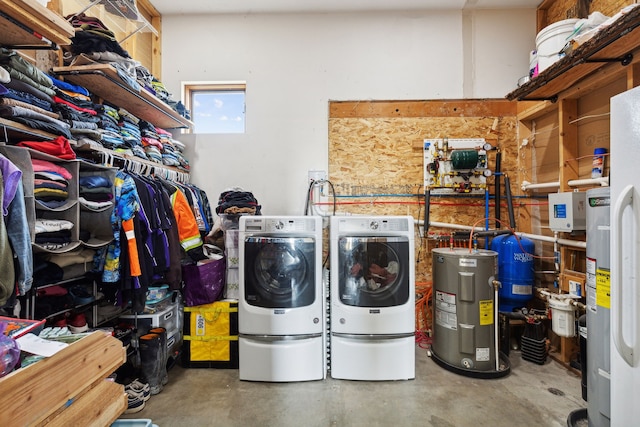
[[125, 379, 151, 402], [68, 313, 89, 334], [124, 389, 146, 414], [53, 316, 68, 328], [40, 326, 71, 338]]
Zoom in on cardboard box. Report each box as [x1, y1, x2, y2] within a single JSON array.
[[181, 301, 238, 368]]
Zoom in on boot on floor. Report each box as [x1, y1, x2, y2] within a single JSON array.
[[149, 326, 168, 386], [138, 332, 163, 395]]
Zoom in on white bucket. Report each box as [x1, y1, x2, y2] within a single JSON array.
[[535, 19, 579, 73], [548, 296, 576, 337]]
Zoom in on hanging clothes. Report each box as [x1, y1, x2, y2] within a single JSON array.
[[162, 181, 205, 260], [131, 174, 170, 280], [0, 171, 16, 306], [6, 179, 32, 296], [0, 154, 32, 298], [103, 170, 140, 284]]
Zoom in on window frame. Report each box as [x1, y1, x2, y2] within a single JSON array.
[[182, 81, 246, 134]]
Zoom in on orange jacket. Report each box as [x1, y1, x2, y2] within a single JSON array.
[[169, 187, 203, 252]]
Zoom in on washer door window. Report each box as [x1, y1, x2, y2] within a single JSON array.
[[244, 236, 316, 308], [338, 236, 410, 307]]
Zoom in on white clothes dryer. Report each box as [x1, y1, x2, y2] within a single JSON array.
[[330, 215, 415, 380], [238, 216, 325, 382]]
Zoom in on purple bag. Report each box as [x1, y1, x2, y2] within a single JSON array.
[[182, 258, 226, 307]]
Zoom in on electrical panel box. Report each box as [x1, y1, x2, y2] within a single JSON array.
[[423, 138, 491, 195], [549, 192, 586, 232]]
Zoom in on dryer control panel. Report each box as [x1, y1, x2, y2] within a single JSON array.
[[242, 217, 317, 233]]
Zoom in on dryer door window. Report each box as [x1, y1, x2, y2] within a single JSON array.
[[244, 236, 316, 308], [338, 236, 410, 307]]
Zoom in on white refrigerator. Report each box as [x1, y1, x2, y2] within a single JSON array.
[[610, 84, 640, 426]]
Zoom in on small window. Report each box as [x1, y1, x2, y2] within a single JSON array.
[[183, 82, 246, 134]]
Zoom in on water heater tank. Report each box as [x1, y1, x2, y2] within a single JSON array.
[[490, 234, 535, 312], [431, 248, 510, 378]]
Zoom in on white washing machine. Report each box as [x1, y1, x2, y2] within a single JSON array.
[[330, 215, 415, 380], [238, 215, 325, 382]]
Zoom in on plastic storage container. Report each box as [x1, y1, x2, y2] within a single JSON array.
[[119, 299, 180, 333], [535, 19, 579, 73], [110, 420, 155, 427]]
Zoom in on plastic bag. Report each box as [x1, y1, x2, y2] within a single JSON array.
[[0, 334, 20, 377], [182, 257, 226, 307]]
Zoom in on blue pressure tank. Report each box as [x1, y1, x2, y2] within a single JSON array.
[[490, 234, 535, 312]]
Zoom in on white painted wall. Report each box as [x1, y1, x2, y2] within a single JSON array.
[[161, 9, 535, 215]]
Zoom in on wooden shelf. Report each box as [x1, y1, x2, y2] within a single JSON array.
[[0, 0, 74, 48], [506, 6, 640, 102], [0, 117, 61, 141], [53, 63, 193, 129]]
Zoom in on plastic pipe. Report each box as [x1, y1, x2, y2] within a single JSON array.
[[521, 180, 560, 191], [418, 219, 586, 249], [538, 288, 584, 311], [567, 177, 609, 187], [428, 220, 484, 231], [514, 231, 587, 249], [492, 279, 501, 372], [310, 180, 332, 217]]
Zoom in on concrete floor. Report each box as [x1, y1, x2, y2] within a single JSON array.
[[118, 346, 585, 427]]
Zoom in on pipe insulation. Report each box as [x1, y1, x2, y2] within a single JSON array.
[[521, 180, 560, 191], [567, 177, 609, 187], [504, 175, 516, 229]]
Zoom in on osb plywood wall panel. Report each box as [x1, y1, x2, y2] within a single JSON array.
[[328, 100, 519, 282]]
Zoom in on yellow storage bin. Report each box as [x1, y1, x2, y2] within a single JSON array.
[[181, 301, 238, 368]]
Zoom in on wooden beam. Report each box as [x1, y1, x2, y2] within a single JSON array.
[[329, 99, 517, 119], [628, 62, 640, 89], [558, 98, 578, 191]]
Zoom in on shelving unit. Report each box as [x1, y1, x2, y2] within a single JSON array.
[[0, 0, 74, 49], [507, 5, 640, 103], [0, 0, 183, 421], [0, 0, 190, 331], [507, 3, 640, 366], [53, 64, 193, 129], [31, 275, 95, 318], [0, 0, 71, 142], [0, 117, 61, 142]]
